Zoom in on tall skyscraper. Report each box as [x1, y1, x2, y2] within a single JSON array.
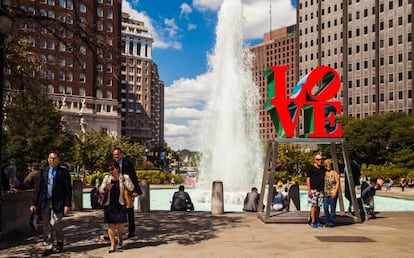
[[121, 13, 164, 147], [298, 0, 414, 117], [6, 0, 122, 135], [249, 25, 297, 141]]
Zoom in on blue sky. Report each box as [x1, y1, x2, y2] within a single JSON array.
[[123, 0, 296, 151]]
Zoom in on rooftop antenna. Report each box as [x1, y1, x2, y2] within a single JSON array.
[[269, 0, 272, 41]]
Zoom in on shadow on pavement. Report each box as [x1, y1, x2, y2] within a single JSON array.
[[1, 209, 245, 257]]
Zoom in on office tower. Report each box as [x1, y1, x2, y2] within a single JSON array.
[[121, 13, 164, 147], [250, 25, 297, 141], [5, 0, 122, 135], [298, 0, 413, 117]]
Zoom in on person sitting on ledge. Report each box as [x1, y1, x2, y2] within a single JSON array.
[[170, 185, 194, 211], [243, 187, 260, 212]]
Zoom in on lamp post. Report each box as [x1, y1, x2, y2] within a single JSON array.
[[143, 139, 155, 160], [0, 1, 12, 159]]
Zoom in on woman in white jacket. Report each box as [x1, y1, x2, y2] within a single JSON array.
[[99, 160, 134, 253]]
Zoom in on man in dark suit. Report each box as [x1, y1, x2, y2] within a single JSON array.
[[113, 147, 142, 238], [30, 151, 72, 256]]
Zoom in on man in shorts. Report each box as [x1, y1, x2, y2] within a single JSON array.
[[306, 154, 325, 228]]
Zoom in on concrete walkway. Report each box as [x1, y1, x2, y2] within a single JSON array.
[[1, 208, 414, 258], [1, 186, 413, 258]]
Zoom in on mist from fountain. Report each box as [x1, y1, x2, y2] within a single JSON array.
[[195, 0, 264, 205]]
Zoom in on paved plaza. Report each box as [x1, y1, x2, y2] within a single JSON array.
[[1, 187, 413, 258]]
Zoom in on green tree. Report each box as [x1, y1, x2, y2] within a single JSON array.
[[3, 85, 74, 178], [343, 113, 414, 166], [72, 132, 146, 172]]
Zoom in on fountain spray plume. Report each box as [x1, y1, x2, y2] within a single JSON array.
[[197, 0, 264, 197]]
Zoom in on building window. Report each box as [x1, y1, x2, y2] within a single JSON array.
[[66, 0, 73, 9], [79, 73, 86, 83], [47, 85, 54, 93], [96, 90, 103, 98], [80, 3, 86, 12], [79, 88, 86, 96], [106, 91, 112, 99], [65, 86, 72, 95], [97, 7, 103, 17], [65, 72, 73, 81]]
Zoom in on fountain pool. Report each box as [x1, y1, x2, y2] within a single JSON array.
[[83, 188, 414, 212]]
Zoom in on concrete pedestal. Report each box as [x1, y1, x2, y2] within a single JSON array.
[[211, 181, 224, 214], [137, 180, 150, 213], [72, 180, 83, 211]]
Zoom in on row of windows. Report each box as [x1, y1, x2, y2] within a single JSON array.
[[348, 90, 413, 105], [47, 84, 113, 99], [39, 0, 113, 9], [300, 14, 412, 37], [348, 71, 413, 88], [300, 0, 411, 10]]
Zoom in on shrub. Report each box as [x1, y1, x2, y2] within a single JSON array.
[[361, 163, 411, 183], [87, 172, 107, 186]]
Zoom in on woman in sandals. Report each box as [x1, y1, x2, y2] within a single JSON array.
[[99, 160, 134, 253]]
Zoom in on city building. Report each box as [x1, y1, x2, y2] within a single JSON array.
[[4, 2, 165, 147], [298, 0, 414, 117], [120, 13, 164, 148], [249, 25, 297, 141], [5, 0, 122, 135]]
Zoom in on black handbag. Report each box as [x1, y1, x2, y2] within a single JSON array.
[[97, 192, 108, 206]]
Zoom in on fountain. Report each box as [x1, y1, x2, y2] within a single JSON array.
[[196, 0, 264, 205]]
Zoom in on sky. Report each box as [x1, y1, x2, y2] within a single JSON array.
[[122, 0, 296, 151]]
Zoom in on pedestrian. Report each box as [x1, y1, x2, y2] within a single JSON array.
[[170, 185, 194, 211], [112, 148, 142, 238], [99, 160, 134, 253], [1, 154, 20, 192], [323, 159, 340, 227], [344, 158, 361, 213], [21, 162, 41, 189], [306, 154, 325, 228], [243, 187, 260, 212], [400, 178, 406, 192], [29, 151, 72, 256]]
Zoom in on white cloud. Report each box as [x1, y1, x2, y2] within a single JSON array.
[[188, 23, 197, 30], [165, 108, 203, 121], [192, 0, 296, 40], [164, 74, 211, 109], [164, 18, 179, 38], [180, 3, 193, 19], [122, 0, 182, 49], [192, 0, 222, 11], [122, 0, 296, 150]]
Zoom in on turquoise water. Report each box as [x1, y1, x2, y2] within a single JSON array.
[[83, 188, 414, 212]]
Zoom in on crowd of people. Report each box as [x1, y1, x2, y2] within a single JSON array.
[[1, 149, 413, 254]]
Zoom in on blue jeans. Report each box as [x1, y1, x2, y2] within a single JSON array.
[[323, 196, 337, 225]]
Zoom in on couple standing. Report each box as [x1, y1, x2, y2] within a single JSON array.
[[307, 154, 340, 228]]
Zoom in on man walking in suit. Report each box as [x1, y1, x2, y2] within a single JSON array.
[[113, 148, 142, 238], [30, 151, 72, 256]]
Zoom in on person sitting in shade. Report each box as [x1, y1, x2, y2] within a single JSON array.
[[271, 186, 285, 211], [243, 187, 260, 212], [171, 185, 194, 211]]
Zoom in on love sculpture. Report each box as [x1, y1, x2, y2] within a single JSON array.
[[264, 65, 342, 138]]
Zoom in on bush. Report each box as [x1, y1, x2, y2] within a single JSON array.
[[87, 173, 107, 186], [137, 170, 185, 185], [361, 163, 411, 183]]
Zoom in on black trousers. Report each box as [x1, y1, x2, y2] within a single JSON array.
[[126, 207, 135, 234]]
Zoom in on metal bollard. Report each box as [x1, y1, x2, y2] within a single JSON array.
[[137, 180, 150, 213], [211, 181, 224, 214]]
